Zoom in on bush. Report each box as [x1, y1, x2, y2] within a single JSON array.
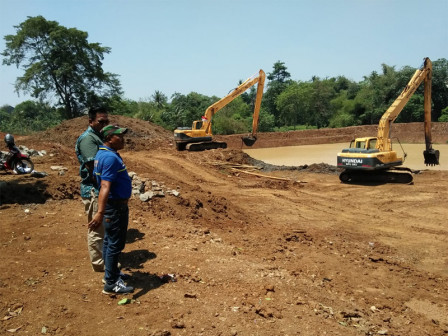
[[274, 125, 317, 132], [0, 101, 63, 134]]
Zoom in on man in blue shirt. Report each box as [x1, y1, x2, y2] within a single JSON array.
[[89, 125, 133, 294]]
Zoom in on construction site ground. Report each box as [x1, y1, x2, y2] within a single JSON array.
[[1, 116, 447, 336]]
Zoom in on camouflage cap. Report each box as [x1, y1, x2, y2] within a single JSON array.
[[101, 125, 128, 138]]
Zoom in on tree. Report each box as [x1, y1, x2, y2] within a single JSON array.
[[263, 61, 292, 124], [276, 81, 310, 127], [151, 90, 168, 110], [438, 106, 448, 122], [432, 58, 448, 121], [267, 61, 291, 83], [213, 97, 250, 135], [162, 92, 214, 130], [108, 96, 138, 117], [309, 77, 336, 128], [0, 105, 14, 114], [257, 110, 275, 132], [353, 64, 400, 125], [0, 100, 62, 134], [241, 85, 256, 108], [133, 101, 160, 123], [2, 16, 122, 119], [329, 91, 357, 128], [0, 105, 13, 132]]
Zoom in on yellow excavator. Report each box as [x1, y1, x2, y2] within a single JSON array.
[[174, 69, 265, 151], [337, 57, 440, 183]]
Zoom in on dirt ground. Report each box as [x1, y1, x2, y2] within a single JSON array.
[[1, 116, 448, 336]]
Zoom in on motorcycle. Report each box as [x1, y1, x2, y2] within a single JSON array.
[[0, 148, 34, 174]]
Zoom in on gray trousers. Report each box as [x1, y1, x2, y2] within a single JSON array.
[[82, 191, 104, 272]]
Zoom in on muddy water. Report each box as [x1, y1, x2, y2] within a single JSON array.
[[244, 143, 448, 171]]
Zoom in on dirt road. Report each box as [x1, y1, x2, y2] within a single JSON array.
[[1, 117, 447, 335]]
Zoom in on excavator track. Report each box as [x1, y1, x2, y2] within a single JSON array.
[[339, 169, 413, 184], [186, 141, 227, 152]]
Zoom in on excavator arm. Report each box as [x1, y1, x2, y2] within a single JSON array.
[[422, 60, 440, 165], [242, 69, 265, 146], [376, 58, 438, 165], [202, 69, 265, 138]]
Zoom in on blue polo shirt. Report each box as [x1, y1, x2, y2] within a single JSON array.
[[93, 146, 132, 200]]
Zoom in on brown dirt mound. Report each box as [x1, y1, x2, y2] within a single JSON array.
[[26, 115, 174, 151]]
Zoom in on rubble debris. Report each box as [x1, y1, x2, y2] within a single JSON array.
[[132, 174, 180, 201]]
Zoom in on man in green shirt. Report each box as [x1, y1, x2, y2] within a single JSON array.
[[75, 107, 110, 272]]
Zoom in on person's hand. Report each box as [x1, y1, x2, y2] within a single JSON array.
[[88, 212, 104, 230]]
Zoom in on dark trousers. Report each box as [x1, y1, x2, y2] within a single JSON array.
[[103, 202, 129, 285]]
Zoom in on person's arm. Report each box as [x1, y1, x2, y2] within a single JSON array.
[[85, 161, 95, 183], [88, 179, 112, 230], [79, 135, 100, 181]]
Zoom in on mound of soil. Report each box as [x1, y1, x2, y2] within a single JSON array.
[[27, 115, 174, 151]]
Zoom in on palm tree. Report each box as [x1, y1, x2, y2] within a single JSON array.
[[151, 90, 168, 109]]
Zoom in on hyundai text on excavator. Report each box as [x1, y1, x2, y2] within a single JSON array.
[[174, 69, 265, 151], [337, 57, 440, 183]]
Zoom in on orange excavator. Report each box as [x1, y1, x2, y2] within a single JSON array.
[[337, 57, 440, 183], [174, 69, 265, 151]]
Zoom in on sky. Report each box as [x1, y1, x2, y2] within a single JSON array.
[[1, 0, 447, 107]]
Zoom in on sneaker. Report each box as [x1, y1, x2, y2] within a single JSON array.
[[102, 272, 131, 284], [102, 278, 134, 294]]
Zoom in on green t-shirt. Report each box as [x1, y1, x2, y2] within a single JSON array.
[[75, 126, 104, 198]]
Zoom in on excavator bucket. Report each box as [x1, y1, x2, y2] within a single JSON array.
[[423, 148, 440, 166], [242, 135, 257, 147]]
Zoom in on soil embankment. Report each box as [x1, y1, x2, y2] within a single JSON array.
[[218, 122, 448, 149]]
